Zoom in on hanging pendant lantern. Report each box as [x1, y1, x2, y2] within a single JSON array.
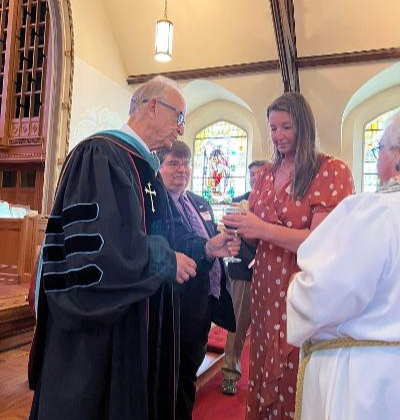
[[155, 0, 173, 62]]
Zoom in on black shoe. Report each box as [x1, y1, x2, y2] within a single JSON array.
[[220, 379, 238, 395]]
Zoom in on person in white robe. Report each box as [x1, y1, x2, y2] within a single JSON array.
[[287, 113, 400, 420]]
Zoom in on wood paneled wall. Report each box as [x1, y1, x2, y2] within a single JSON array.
[[0, 164, 44, 212]]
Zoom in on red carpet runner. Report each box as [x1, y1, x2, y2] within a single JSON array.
[[193, 341, 250, 420]]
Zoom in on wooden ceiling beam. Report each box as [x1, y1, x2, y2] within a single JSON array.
[[269, 0, 300, 92], [127, 60, 280, 85], [297, 48, 400, 67], [126, 47, 400, 85]]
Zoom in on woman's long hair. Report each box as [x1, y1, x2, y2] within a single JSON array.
[[267, 92, 324, 199]]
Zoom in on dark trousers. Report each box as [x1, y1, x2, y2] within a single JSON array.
[[176, 339, 207, 420], [176, 299, 213, 420]]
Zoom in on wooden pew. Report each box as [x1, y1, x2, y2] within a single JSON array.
[[0, 214, 47, 350], [0, 214, 47, 285]]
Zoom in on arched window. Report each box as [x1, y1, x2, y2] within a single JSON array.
[[192, 120, 248, 218], [362, 107, 400, 192]]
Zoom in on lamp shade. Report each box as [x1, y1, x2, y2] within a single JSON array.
[[155, 19, 173, 62]]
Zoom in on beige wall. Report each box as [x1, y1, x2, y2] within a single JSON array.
[[296, 0, 400, 56], [70, 0, 128, 86], [104, 0, 278, 75], [101, 0, 400, 77], [68, 0, 400, 187]]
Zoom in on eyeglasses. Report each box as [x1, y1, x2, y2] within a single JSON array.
[[142, 99, 185, 126], [371, 143, 384, 160], [165, 160, 192, 169]]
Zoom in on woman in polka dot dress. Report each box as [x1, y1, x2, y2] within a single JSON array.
[[222, 92, 354, 420]]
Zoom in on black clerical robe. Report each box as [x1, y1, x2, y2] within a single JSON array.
[[28, 133, 205, 420]]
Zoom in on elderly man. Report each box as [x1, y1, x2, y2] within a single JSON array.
[[29, 76, 236, 420], [158, 141, 236, 420]]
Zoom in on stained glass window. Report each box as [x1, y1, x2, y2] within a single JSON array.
[[362, 108, 399, 192], [192, 121, 248, 213]]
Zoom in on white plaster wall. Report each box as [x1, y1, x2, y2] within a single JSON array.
[[299, 61, 392, 159], [68, 57, 400, 183], [69, 58, 132, 151], [69, 0, 134, 150], [342, 85, 400, 192]]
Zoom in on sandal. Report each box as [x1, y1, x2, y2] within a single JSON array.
[[220, 379, 238, 395]]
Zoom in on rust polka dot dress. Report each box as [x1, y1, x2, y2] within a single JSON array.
[[246, 156, 354, 420]]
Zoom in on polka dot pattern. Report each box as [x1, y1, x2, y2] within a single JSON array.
[[245, 156, 354, 420]]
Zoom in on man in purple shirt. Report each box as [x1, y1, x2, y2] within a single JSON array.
[[158, 141, 236, 420]]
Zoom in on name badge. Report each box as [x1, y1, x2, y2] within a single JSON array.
[[200, 211, 212, 221]]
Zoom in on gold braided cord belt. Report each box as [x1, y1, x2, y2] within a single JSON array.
[[294, 337, 400, 420]]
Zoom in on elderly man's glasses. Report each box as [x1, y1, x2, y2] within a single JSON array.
[[142, 99, 185, 126], [371, 143, 384, 160]]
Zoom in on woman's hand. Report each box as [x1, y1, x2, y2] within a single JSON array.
[[223, 210, 317, 254], [222, 211, 267, 240]]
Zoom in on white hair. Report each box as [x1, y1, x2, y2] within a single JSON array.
[[382, 113, 400, 150], [129, 75, 184, 116]]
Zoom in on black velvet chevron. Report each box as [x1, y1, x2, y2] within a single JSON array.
[[64, 234, 103, 256], [43, 203, 103, 290], [46, 203, 99, 234], [44, 234, 103, 262], [62, 203, 98, 227], [46, 216, 64, 235], [44, 265, 103, 291], [43, 245, 65, 263]]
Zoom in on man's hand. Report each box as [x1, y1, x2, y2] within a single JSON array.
[[205, 232, 241, 259], [175, 252, 197, 284]]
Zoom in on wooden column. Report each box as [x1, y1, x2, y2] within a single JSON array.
[[269, 0, 300, 92], [17, 213, 38, 283]]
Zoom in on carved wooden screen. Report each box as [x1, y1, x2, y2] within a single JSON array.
[[0, 0, 9, 119], [0, 0, 49, 146]]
